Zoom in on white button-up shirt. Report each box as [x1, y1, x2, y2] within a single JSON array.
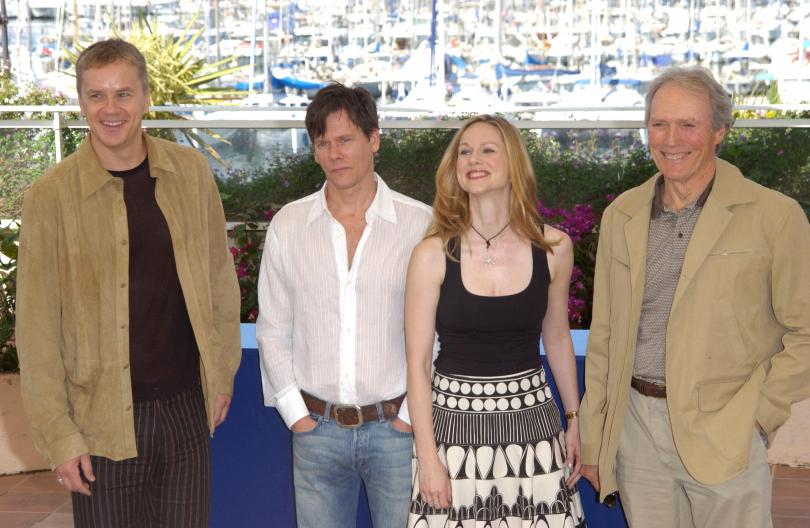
[[257, 175, 432, 428]]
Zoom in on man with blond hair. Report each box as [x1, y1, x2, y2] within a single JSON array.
[[17, 39, 240, 526], [579, 66, 810, 527]]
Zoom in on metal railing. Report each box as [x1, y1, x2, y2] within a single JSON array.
[[2, 104, 810, 163]]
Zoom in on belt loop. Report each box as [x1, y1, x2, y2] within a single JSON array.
[[375, 401, 385, 422], [323, 401, 332, 423]]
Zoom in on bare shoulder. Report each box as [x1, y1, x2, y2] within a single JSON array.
[[411, 236, 445, 265], [543, 225, 573, 256], [409, 236, 446, 283]]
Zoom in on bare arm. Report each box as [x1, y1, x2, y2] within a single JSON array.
[[541, 227, 581, 487], [405, 237, 451, 508]]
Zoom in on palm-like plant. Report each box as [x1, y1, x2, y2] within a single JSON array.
[[123, 16, 244, 106]]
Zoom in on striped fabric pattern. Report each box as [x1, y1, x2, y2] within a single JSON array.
[[256, 176, 432, 425], [72, 386, 210, 527]]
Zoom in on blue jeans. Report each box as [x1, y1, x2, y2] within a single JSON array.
[[292, 412, 413, 528]]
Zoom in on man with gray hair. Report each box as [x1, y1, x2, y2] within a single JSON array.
[[579, 65, 810, 526]]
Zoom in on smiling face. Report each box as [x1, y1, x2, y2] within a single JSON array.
[[78, 60, 150, 169], [455, 122, 510, 196], [647, 82, 725, 187], [312, 110, 379, 193]]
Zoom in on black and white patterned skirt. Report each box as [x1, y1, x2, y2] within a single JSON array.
[[408, 367, 586, 528]]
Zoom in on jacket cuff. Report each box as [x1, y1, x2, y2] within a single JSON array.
[[48, 432, 89, 469], [755, 396, 789, 441], [580, 444, 600, 466]]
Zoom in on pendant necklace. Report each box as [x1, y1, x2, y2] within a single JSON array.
[[470, 222, 510, 266]]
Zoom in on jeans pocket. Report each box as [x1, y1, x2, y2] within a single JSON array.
[[385, 417, 414, 437], [291, 413, 323, 436]]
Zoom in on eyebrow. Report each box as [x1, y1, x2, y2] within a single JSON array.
[[86, 86, 136, 93], [459, 141, 499, 147]]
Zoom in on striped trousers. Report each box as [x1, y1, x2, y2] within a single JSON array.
[[72, 385, 211, 528]]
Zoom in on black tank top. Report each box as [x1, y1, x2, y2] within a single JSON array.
[[434, 238, 551, 376]]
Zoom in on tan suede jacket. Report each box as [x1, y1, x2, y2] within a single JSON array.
[[16, 134, 241, 468]]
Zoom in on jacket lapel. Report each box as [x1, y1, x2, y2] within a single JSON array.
[[671, 159, 752, 311], [670, 199, 731, 310], [619, 176, 656, 306]]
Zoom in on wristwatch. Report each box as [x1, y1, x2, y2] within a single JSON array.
[[564, 410, 579, 420]]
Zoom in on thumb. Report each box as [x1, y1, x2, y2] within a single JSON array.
[[80, 454, 96, 482]]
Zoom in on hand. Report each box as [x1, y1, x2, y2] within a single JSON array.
[[582, 464, 600, 493], [390, 417, 413, 433], [563, 419, 582, 489], [418, 456, 452, 509], [291, 416, 318, 433], [56, 454, 94, 496], [213, 393, 232, 427]]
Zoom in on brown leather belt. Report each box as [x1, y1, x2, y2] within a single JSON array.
[[302, 392, 405, 428], [631, 377, 667, 398]]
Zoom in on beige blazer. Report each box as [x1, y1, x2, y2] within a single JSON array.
[[580, 159, 810, 499]]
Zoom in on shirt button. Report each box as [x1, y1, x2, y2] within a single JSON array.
[[677, 233, 683, 238], [120, 283, 126, 289], [120, 323, 127, 330], [123, 364, 129, 370], [121, 239, 127, 246], [126, 405, 132, 411]]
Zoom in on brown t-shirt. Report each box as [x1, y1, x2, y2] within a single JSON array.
[[110, 157, 200, 402]]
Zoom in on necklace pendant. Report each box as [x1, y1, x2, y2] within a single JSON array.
[[483, 254, 495, 266]]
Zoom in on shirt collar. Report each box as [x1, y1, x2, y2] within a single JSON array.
[[306, 173, 398, 226], [652, 174, 715, 217], [78, 133, 176, 200]]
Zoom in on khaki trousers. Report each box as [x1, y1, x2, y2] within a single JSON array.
[[616, 388, 772, 528]]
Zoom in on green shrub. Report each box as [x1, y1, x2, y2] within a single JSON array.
[[222, 120, 810, 326], [0, 222, 18, 372], [0, 74, 83, 219]]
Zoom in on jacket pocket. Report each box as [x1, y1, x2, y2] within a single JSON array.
[[697, 376, 748, 413]]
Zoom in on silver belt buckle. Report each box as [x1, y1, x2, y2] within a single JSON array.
[[334, 404, 363, 428]]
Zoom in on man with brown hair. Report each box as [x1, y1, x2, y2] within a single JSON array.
[[257, 83, 431, 527], [16, 39, 241, 526]]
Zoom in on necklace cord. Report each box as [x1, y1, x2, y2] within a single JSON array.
[[470, 222, 510, 250]]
